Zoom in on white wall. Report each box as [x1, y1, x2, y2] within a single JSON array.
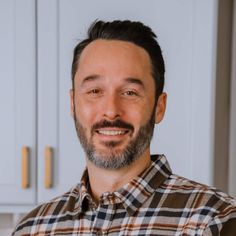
[[0, 213, 25, 235], [0, 214, 14, 235]]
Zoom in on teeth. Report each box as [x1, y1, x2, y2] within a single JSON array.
[[98, 130, 126, 135]]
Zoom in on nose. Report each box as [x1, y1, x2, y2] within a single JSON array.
[[103, 93, 121, 120]]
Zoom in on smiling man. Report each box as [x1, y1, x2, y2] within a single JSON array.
[[13, 20, 236, 235]]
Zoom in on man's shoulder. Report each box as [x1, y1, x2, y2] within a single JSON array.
[[168, 174, 234, 199], [153, 173, 236, 234], [159, 173, 236, 216], [12, 184, 81, 235]]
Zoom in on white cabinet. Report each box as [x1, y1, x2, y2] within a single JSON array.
[[0, 0, 221, 208], [37, 0, 86, 203], [0, 0, 36, 204]]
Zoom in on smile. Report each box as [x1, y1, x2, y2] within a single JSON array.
[[96, 130, 129, 136], [98, 130, 126, 136]]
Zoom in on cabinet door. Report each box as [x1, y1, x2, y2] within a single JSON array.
[[37, 0, 217, 203], [37, 0, 86, 203], [0, 0, 36, 204]]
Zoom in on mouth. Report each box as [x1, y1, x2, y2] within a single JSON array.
[[96, 129, 129, 136], [92, 120, 134, 141]]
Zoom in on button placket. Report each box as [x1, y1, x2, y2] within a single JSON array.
[[91, 193, 117, 235]]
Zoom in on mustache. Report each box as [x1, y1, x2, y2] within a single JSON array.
[[92, 119, 134, 132]]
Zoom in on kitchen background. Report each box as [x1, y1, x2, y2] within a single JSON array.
[[0, 0, 235, 234]]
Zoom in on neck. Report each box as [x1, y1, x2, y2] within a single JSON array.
[[86, 149, 151, 205]]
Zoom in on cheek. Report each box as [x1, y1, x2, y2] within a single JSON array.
[[125, 103, 152, 127], [75, 99, 98, 125]]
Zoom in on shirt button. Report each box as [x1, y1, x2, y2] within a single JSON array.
[[96, 229, 106, 235]]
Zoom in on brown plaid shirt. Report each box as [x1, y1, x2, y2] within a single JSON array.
[[13, 155, 236, 235]]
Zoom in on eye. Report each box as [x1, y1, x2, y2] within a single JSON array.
[[123, 90, 138, 96], [89, 89, 100, 94], [86, 88, 103, 97]]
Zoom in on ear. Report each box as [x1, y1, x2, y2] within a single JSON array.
[[70, 89, 75, 117], [155, 92, 167, 124]]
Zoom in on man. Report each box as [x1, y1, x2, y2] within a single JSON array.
[[13, 20, 236, 235]]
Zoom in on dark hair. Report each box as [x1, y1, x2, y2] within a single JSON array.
[[71, 20, 165, 100]]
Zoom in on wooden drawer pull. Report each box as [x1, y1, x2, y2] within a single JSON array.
[[21, 146, 29, 189], [44, 146, 53, 188]]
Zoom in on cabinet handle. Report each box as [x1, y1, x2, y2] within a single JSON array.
[[21, 146, 29, 189], [44, 146, 53, 188]]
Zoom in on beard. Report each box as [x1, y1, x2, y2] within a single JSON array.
[[73, 110, 156, 170]]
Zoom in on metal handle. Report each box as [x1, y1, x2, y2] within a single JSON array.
[[21, 146, 29, 189], [44, 146, 53, 188]]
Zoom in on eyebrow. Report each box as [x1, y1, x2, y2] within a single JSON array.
[[124, 77, 145, 88], [81, 75, 101, 86], [81, 75, 145, 88]]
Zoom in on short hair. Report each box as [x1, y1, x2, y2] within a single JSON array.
[[71, 20, 165, 100]]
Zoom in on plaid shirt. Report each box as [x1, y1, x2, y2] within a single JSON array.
[[13, 155, 236, 235]]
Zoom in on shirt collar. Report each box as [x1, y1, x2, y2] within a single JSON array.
[[74, 170, 97, 213], [115, 155, 172, 215], [74, 155, 172, 216]]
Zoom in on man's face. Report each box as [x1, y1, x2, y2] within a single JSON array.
[[70, 39, 166, 169]]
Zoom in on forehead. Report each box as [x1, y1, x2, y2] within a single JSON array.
[[75, 39, 153, 83]]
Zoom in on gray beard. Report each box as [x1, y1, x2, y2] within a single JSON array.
[[74, 112, 155, 170]]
